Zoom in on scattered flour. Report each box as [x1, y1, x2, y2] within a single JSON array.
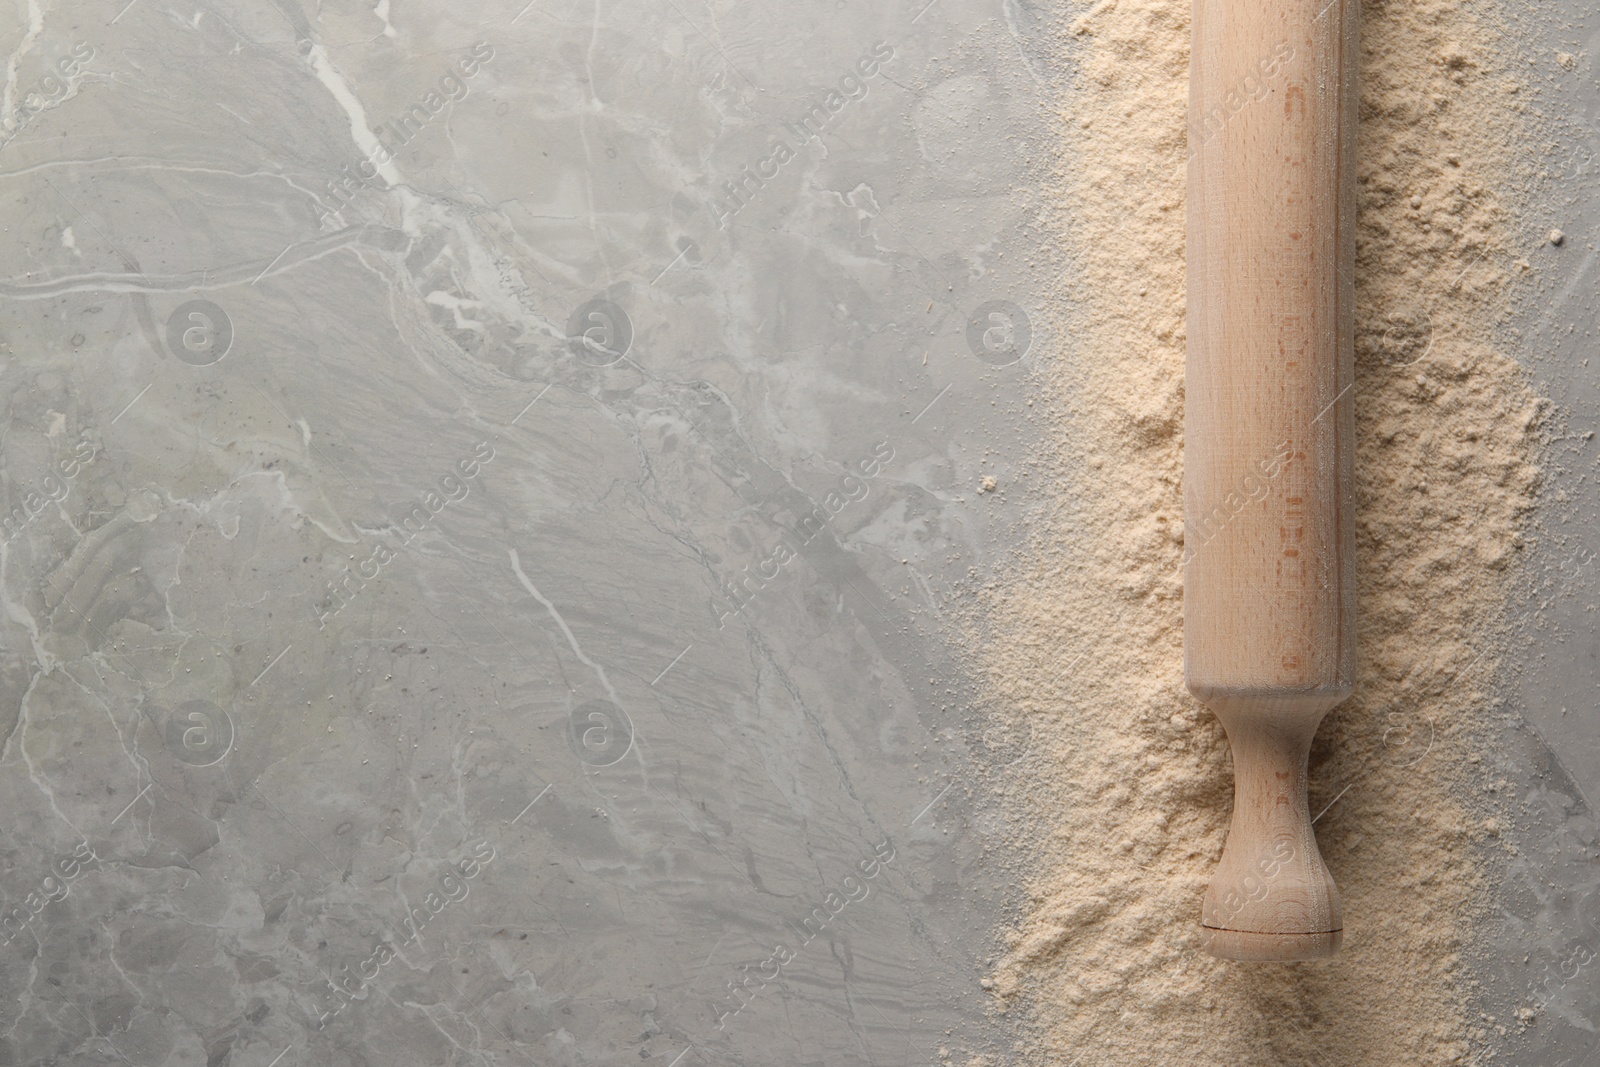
[[949, 0, 1551, 1062]]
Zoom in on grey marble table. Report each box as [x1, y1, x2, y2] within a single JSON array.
[[0, 1, 1595, 1065]]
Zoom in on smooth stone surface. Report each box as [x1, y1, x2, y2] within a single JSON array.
[[0, 1, 1056, 1063], [0, 0, 1595, 1064]]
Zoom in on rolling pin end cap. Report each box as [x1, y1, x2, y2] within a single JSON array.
[[1200, 926, 1343, 962]]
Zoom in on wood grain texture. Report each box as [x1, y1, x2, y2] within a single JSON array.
[[1185, 0, 1359, 962]]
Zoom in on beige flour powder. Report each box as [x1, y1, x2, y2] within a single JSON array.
[[951, 0, 1552, 1063]]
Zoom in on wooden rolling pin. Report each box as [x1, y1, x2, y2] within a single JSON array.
[[1185, 0, 1358, 962]]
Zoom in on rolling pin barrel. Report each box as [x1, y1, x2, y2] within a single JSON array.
[[1185, 0, 1358, 961]]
